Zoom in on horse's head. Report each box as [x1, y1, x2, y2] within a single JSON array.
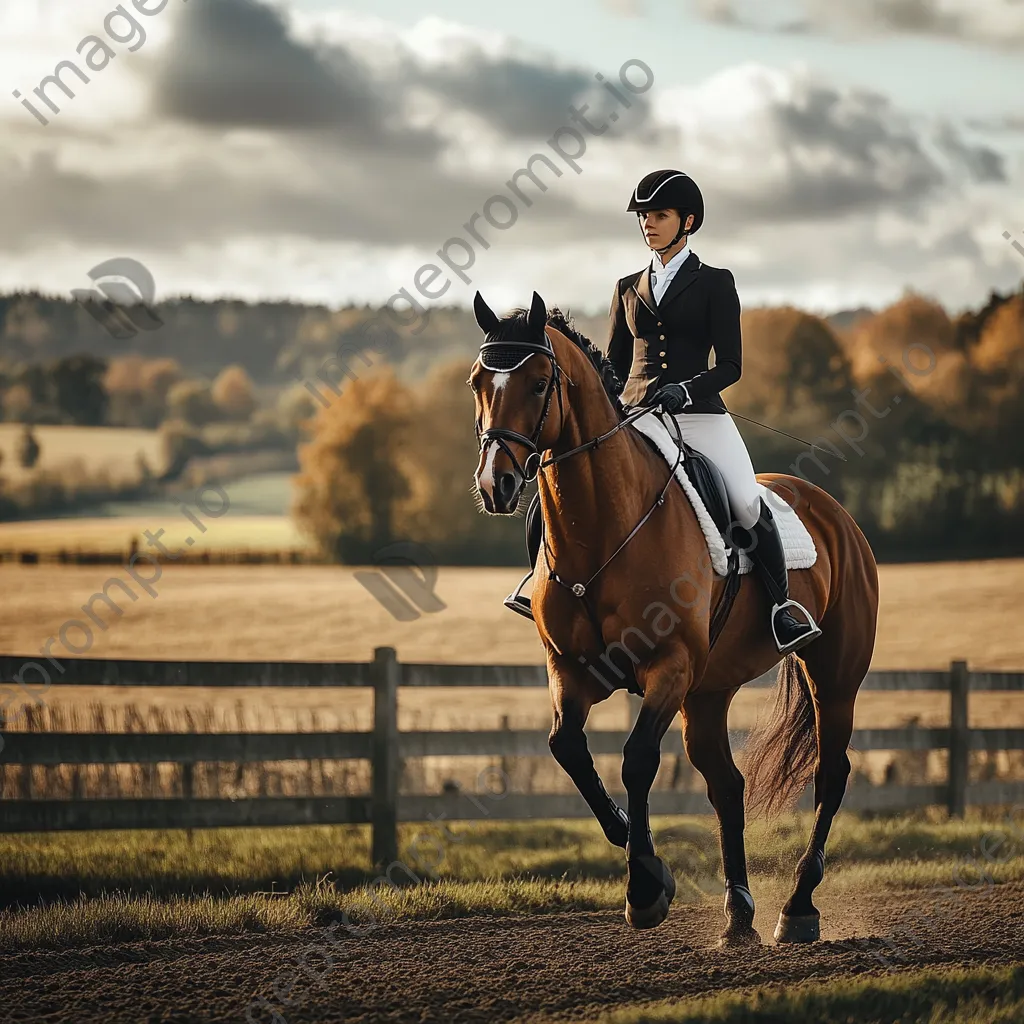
[[470, 290, 566, 514]]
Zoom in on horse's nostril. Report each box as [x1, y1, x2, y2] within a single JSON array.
[[497, 472, 518, 506]]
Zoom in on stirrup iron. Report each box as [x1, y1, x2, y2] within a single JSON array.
[[503, 569, 535, 620], [770, 598, 822, 654]]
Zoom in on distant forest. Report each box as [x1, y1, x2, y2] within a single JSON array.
[[0, 281, 1022, 563]]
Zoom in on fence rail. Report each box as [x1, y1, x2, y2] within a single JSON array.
[[2, 651, 1023, 864]]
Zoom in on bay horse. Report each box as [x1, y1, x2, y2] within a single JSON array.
[[469, 291, 879, 946]]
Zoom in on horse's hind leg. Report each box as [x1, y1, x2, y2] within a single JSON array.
[[775, 639, 862, 943], [548, 655, 629, 849], [683, 686, 760, 947]]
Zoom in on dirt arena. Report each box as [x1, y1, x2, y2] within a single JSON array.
[[4, 882, 1022, 1023]]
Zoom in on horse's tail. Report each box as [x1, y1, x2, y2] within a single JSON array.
[[742, 654, 817, 818]]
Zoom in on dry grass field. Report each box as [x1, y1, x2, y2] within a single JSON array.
[[0, 425, 165, 483], [0, 514, 307, 554], [1, 557, 1021, 756], [0, 556, 1021, 668]]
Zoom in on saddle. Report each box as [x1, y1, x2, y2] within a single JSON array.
[[678, 441, 732, 539]]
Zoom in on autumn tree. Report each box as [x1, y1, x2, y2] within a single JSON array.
[[276, 383, 319, 436], [211, 365, 257, 421], [105, 355, 183, 427], [397, 360, 524, 561], [166, 379, 220, 428], [291, 369, 415, 561], [2, 383, 32, 422], [731, 306, 855, 442]]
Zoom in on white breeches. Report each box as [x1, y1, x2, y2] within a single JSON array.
[[670, 411, 762, 530]]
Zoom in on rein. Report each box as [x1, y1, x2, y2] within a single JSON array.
[[476, 331, 684, 607], [541, 408, 684, 600]]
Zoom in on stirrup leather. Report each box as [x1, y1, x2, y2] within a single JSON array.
[[770, 598, 822, 654]]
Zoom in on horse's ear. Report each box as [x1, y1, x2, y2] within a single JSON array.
[[528, 291, 547, 335], [473, 291, 501, 335]]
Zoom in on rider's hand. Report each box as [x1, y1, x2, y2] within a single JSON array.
[[652, 382, 692, 414]]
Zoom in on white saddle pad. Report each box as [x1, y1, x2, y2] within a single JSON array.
[[630, 411, 818, 577]]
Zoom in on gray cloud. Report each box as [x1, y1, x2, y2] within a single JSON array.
[[691, 0, 1024, 47], [415, 56, 604, 139], [149, 0, 652, 150], [0, 118, 621, 256], [652, 69, 1007, 231], [0, 0, 1017, 315], [150, 0, 439, 155], [932, 123, 1006, 182]]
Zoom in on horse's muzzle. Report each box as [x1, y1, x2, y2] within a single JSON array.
[[477, 467, 523, 514]]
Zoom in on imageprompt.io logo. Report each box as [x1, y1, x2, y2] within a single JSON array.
[[355, 542, 447, 621], [71, 257, 163, 340]]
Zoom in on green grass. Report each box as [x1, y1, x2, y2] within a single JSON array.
[[3, 808, 1022, 908], [1, 810, 1022, 953], [592, 962, 1024, 1023], [0, 877, 623, 953]]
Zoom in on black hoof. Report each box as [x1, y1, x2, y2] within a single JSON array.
[[625, 854, 676, 930], [717, 926, 761, 948], [774, 912, 820, 943]]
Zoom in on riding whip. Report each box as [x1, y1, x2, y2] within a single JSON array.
[[724, 411, 848, 462]]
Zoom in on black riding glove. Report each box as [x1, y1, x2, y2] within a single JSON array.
[[651, 382, 693, 414]]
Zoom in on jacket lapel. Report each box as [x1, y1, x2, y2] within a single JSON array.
[[633, 266, 657, 315], [657, 251, 701, 309]]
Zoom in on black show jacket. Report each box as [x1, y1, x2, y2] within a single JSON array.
[[605, 250, 741, 413]]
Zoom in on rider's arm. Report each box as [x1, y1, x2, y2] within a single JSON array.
[[606, 278, 632, 391], [683, 267, 742, 401]]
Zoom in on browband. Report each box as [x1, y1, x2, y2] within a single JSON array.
[[479, 337, 554, 373]]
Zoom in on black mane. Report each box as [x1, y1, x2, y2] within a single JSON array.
[[488, 306, 625, 414]]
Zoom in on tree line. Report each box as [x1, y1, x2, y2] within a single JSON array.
[[291, 285, 1024, 564], [2, 282, 1021, 561]]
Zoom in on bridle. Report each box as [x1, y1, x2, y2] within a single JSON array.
[[475, 327, 683, 605], [475, 330, 566, 484]]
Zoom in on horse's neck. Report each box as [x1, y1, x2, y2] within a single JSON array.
[[539, 389, 656, 564]]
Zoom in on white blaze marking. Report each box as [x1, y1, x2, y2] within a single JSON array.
[[482, 439, 499, 487], [492, 372, 511, 392]]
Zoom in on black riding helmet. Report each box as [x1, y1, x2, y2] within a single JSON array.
[[627, 169, 704, 253]]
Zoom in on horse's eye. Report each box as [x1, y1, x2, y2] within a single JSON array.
[[533, 379, 548, 396]]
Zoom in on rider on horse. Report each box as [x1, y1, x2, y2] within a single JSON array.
[[503, 168, 822, 656]]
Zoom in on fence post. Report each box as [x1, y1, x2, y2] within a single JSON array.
[[371, 646, 400, 866], [181, 761, 194, 845], [948, 659, 969, 819]]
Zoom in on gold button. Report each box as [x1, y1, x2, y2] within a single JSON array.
[[657, 321, 663, 326], [659, 334, 666, 340], [659, 351, 666, 357], [661, 362, 668, 369]]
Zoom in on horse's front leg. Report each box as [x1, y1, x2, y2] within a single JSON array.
[[547, 652, 629, 849], [621, 648, 692, 929]]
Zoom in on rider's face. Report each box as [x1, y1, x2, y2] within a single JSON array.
[[640, 208, 681, 249]]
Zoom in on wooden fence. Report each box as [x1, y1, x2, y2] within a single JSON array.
[[0, 547, 317, 567], [1, 651, 1022, 864]]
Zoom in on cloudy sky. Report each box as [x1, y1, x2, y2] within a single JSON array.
[[2, 0, 1023, 316]]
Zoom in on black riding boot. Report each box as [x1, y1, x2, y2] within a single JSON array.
[[503, 491, 542, 619], [745, 498, 822, 654]]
